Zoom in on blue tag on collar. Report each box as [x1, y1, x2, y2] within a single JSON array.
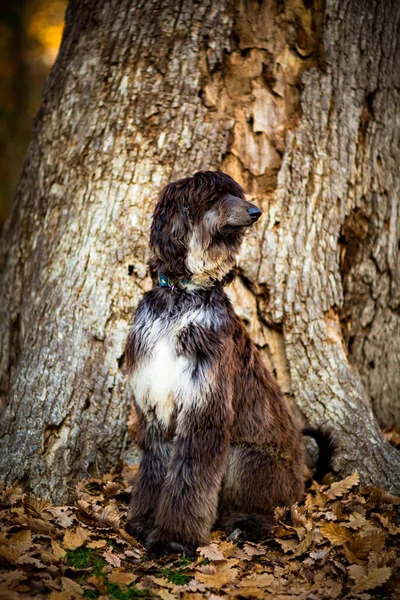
[[158, 274, 170, 287], [158, 273, 191, 288]]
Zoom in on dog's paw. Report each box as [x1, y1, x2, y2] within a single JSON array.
[[147, 540, 197, 559], [125, 520, 151, 545]]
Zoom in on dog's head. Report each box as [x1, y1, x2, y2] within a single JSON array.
[[149, 171, 262, 286]]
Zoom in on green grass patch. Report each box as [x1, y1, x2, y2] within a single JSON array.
[[65, 547, 106, 574], [159, 568, 191, 586], [66, 547, 151, 599]]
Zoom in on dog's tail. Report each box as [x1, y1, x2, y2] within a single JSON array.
[[302, 427, 336, 482]]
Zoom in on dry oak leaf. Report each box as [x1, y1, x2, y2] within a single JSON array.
[[320, 522, 353, 546], [232, 588, 265, 599], [86, 575, 106, 591], [326, 472, 360, 499], [0, 544, 20, 565], [156, 589, 177, 600], [198, 543, 225, 561], [47, 506, 76, 528], [48, 592, 74, 600], [63, 526, 90, 550], [103, 550, 121, 567], [7, 530, 32, 556], [61, 576, 83, 596], [87, 539, 108, 549], [242, 543, 265, 558], [291, 530, 314, 558], [351, 566, 392, 593], [51, 539, 67, 560], [107, 569, 136, 585], [195, 563, 239, 589], [14, 513, 56, 535], [239, 573, 275, 588]]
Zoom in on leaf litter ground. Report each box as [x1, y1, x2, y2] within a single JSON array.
[[1, 438, 400, 599]]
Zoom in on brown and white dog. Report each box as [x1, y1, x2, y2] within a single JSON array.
[[125, 171, 306, 558]]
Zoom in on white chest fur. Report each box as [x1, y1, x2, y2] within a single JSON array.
[[129, 309, 211, 428]]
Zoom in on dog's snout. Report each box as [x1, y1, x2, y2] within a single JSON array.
[[247, 206, 262, 222]]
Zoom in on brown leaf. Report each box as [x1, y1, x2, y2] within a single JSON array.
[[103, 550, 121, 567], [86, 575, 106, 591], [87, 539, 107, 549], [291, 530, 314, 558], [61, 576, 83, 596], [320, 522, 353, 546], [49, 592, 73, 600], [0, 544, 20, 564], [198, 543, 225, 561], [47, 507, 76, 528], [195, 563, 239, 589], [239, 573, 274, 588], [51, 539, 67, 560], [156, 590, 177, 600], [14, 513, 56, 535], [242, 543, 265, 558], [63, 526, 90, 550], [8, 530, 32, 555], [107, 569, 136, 585], [352, 566, 392, 593], [327, 473, 360, 499]]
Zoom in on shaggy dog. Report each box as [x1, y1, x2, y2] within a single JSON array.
[[125, 171, 305, 558]]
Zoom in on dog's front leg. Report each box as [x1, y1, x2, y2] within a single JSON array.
[[126, 407, 170, 545], [146, 368, 233, 558]]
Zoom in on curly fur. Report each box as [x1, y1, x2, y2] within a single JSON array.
[[125, 171, 307, 558]]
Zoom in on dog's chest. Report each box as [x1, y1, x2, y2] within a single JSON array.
[[130, 309, 207, 428]]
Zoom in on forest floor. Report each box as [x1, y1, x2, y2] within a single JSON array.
[[1, 431, 400, 600]]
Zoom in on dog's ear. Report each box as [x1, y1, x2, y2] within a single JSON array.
[[149, 180, 191, 278]]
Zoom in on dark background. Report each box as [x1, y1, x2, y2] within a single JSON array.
[[0, 0, 66, 228]]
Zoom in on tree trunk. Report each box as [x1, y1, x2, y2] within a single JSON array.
[[1, 0, 399, 502]]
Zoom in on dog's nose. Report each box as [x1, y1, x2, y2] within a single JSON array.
[[247, 206, 262, 222]]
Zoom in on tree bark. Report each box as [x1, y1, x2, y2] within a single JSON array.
[[1, 0, 399, 502]]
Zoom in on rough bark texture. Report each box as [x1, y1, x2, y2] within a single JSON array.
[[0, 0, 399, 501]]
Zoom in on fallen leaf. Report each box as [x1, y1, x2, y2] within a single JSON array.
[[107, 569, 136, 585], [239, 573, 274, 588], [103, 550, 121, 567], [327, 472, 360, 499], [63, 526, 90, 550], [61, 576, 83, 596], [51, 539, 67, 560], [195, 564, 239, 589], [320, 522, 353, 546], [352, 566, 392, 593], [156, 589, 177, 600], [198, 543, 225, 561]]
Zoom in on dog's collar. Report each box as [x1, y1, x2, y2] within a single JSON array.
[[158, 273, 191, 288]]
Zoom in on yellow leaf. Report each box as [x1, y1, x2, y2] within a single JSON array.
[[107, 569, 136, 585], [320, 523, 353, 546], [234, 588, 264, 598], [63, 526, 90, 550], [198, 543, 225, 561], [239, 573, 274, 588]]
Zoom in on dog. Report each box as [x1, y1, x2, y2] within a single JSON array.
[[125, 171, 307, 558]]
